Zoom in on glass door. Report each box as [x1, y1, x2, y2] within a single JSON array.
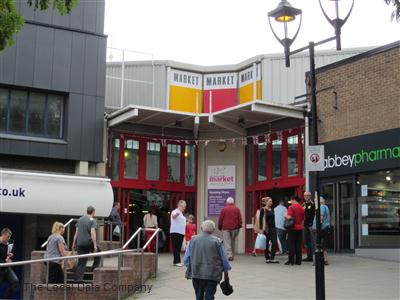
[[321, 178, 356, 252]]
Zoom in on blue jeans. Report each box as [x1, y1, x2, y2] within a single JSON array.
[[192, 278, 218, 300]]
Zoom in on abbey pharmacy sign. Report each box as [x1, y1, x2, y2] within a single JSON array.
[[320, 128, 400, 177]]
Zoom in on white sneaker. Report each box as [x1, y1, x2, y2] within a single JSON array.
[[174, 263, 184, 267]]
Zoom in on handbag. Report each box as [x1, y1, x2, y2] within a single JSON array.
[[220, 278, 234, 296], [284, 207, 296, 229], [64, 251, 78, 270], [255, 233, 266, 250], [113, 225, 120, 236]]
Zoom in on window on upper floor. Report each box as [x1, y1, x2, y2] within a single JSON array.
[[0, 87, 64, 139]]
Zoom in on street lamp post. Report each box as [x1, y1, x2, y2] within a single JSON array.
[[268, 1, 353, 300]]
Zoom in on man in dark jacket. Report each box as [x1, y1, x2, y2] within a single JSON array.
[[109, 202, 122, 241], [184, 220, 231, 300], [302, 192, 315, 261], [0, 228, 19, 299], [218, 197, 242, 261]]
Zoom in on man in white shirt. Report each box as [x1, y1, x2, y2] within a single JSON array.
[[274, 199, 288, 254], [170, 200, 186, 266]]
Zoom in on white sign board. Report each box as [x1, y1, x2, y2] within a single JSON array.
[[0, 170, 114, 217], [306, 145, 325, 171]]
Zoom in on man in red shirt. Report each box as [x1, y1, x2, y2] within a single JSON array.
[[218, 197, 242, 261], [285, 196, 305, 266]]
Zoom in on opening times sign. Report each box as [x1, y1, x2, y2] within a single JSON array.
[[207, 165, 236, 216]]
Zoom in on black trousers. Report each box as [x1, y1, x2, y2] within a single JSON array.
[[288, 230, 303, 265], [303, 226, 313, 258], [0, 267, 19, 299], [171, 233, 184, 264], [47, 262, 64, 284], [264, 228, 278, 260], [192, 278, 218, 300], [74, 244, 101, 282]]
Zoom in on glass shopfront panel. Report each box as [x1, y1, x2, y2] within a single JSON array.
[[124, 139, 139, 179], [185, 145, 196, 186], [257, 142, 267, 181], [110, 138, 120, 181], [167, 144, 181, 182], [247, 144, 254, 184], [272, 140, 281, 178], [288, 135, 298, 176], [146, 142, 160, 180], [357, 169, 400, 248]]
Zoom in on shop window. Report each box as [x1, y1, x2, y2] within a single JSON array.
[[146, 142, 160, 180], [110, 138, 120, 181], [272, 139, 282, 178], [185, 145, 196, 186], [257, 142, 267, 181], [288, 135, 298, 176], [247, 144, 254, 184], [167, 144, 181, 182], [357, 169, 400, 248], [124, 139, 139, 179], [0, 87, 64, 139]]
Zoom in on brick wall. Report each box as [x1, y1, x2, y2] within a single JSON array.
[[315, 46, 400, 143]]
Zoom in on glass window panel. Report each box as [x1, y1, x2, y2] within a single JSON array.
[[272, 139, 282, 178], [46, 94, 63, 138], [247, 144, 254, 184], [185, 145, 196, 186], [9, 90, 28, 133], [28, 93, 46, 135], [110, 138, 120, 181], [257, 142, 267, 181], [124, 139, 139, 179], [146, 142, 160, 180], [288, 135, 299, 176], [0, 88, 8, 132], [167, 143, 181, 182]]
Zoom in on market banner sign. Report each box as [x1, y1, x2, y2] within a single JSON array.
[[306, 145, 325, 171], [203, 73, 238, 113], [169, 69, 203, 113], [320, 128, 400, 177], [239, 64, 261, 104], [207, 165, 236, 216], [0, 169, 114, 217]]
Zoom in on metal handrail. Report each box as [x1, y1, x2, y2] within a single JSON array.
[[40, 218, 75, 248], [122, 227, 142, 249]]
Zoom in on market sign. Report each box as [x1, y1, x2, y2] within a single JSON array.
[[169, 69, 203, 113], [207, 165, 236, 216], [320, 128, 400, 177], [239, 64, 261, 104], [203, 73, 238, 113]]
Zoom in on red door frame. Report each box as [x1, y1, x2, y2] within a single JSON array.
[[107, 131, 198, 242], [244, 128, 305, 253]]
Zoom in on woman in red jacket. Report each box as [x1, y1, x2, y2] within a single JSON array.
[[185, 214, 196, 247], [285, 196, 305, 266]]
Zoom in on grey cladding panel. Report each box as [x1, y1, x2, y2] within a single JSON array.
[[83, 36, 99, 96], [34, 8, 52, 23], [52, 8, 70, 27], [94, 97, 105, 162], [9, 140, 30, 156], [48, 143, 67, 159], [52, 30, 73, 92], [69, 33, 85, 94], [18, 1, 35, 19], [0, 139, 11, 153], [83, 0, 97, 33], [15, 25, 36, 87], [33, 27, 54, 90], [0, 45, 17, 85], [80, 95, 96, 161], [69, 1, 84, 30], [97, 38, 107, 97], [29, 142, 50, 157], [66, 93, 83, 160], [96, 0, 105, 33]]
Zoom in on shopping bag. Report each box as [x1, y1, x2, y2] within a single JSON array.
[[255, 233, 266, 250], [181, 240, 187, 252], [64, 251, 78, 270], [113, 225, 121, 236]]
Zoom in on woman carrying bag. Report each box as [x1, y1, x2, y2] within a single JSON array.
[[259, 197, 279, 264], [44, 222, 68, 283]]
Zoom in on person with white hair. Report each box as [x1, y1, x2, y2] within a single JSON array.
[[170, 200, 187, 266], [184, 220, 231, 300], [218, 197, 243, 261]]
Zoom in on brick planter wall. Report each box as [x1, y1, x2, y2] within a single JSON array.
[[123, 252, 156, 282]]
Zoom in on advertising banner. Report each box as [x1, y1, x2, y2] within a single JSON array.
[[239, 64, 261, 104], [203, 73, 238, 113], [207, 165, 236, 216], [169, 69, 202, 113]]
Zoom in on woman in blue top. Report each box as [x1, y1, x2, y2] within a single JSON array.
[[312, 197, 331, 265]]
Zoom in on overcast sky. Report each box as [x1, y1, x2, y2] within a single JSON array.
[[104, 0, 399, 65]]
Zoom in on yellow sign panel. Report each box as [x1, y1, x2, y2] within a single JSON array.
[[239, 64, 261, 104], [169, 69, 202, 113]]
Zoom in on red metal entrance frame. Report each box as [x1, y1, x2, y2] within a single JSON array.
[[244, 128, 305, 253], [107, 131, 198, 241]]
